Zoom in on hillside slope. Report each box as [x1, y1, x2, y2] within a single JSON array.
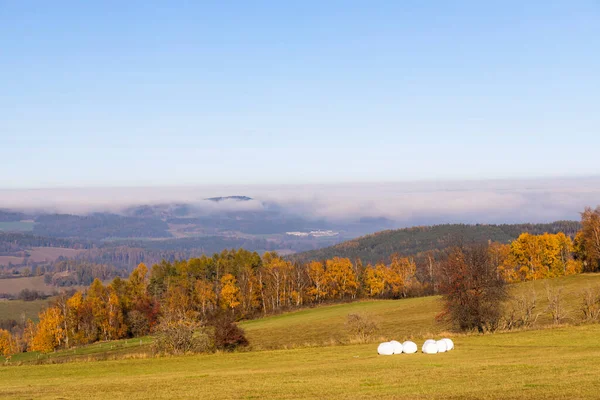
[[241, 273, 600, 349], [290, 221, 580, 264], [3, 324, 600, 399]]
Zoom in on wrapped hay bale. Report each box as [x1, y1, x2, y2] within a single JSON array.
[[389, 340, 403, 354], [442, 338, 454, 351], [402, 341, 417, 354], [422, 341, 438, 354], [436, 339, 447, 353], [377, 342, 394, 355]]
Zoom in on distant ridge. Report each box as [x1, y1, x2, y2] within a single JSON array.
[[290, 221, 581, 265], [205, 196, 253, 202]]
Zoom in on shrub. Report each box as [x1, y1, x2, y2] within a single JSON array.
[[152, 316, 213, 355], [209, 313, 249, 351], [345, 313, 379, 342]]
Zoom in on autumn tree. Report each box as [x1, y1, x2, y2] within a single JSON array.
[[106, 286, 127, 340], [388, 254, 416, 297], [260, 253, 293, 311], [325, 257, 358, 299], [219, 273, 241, 311], [306, 261, 328, 302], [438, 244, 508, 333], [0, 329, 17, 356], [580, 207, 600, 271], [509, 233, 579, 281], [30, 307, 65, 353], [363, 264, 386, 297], [194, 279, 217, 317]]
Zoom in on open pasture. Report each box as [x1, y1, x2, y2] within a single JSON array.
[[241, 273, 600, 349], [0, 299, 49, 321], [0, 276, 57, 296], [1, 324, 600, 399], [2, 274, 600, 399]]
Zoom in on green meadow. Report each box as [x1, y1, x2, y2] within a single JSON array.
[[1, 325, 600, 399], [2, 274, 600, 399]]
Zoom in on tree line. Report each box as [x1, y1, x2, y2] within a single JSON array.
[[1, 206, 599, 357]]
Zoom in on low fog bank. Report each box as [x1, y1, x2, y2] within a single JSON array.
[[1, 177, 599, 225]]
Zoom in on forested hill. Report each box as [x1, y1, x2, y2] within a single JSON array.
[[290, 221, 581, 265]]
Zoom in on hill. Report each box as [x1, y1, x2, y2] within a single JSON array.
[[291, 221, 581, 264], [240, 273, 600, 349]]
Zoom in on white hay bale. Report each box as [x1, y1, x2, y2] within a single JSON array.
[[389, 340, 403, 354], [377, 342, 394, 356], [436, 340, 448, 353], [402, 341, 418, 354], [442, 338, 454, 351], [422, 341, 438, 354]]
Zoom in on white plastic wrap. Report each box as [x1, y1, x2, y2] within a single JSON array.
[[377, 342, 394, 355]]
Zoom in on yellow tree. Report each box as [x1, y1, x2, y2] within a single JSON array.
[[128, 262, 149, 301], [107, 286, 127, 340], [220, 273, 241, 310], [389, 254, 416, 297], [30, 307, 65, 353], [510, 232, 578, 281], [66, 291, 86, 346], [363, 264, 385, 297], [511, 233, 544, 280], [194, 279, 217, 317], [325, 257, 358, 299], [0, 329, 17, 356], [87, 278, 109, 341], [489, 242, 518, 282], [306, 261, 328, 302]]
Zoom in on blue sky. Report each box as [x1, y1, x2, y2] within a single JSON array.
[[1, 1, 599, 188]]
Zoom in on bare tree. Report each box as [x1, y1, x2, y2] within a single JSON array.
[[503, 289, 540, 330], [438, 244, 508, 333], [581, 287, 600, 322], [545, 284, 568, 325]]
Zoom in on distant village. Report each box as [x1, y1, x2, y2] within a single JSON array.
[[285, 230, 339, 237]]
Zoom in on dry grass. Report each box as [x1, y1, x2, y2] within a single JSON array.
[[0, 256, 24, 266], [0, 298, 50, 321], [2, 325, 600, 399], [0, 247, 84, 267], [2, 275, 600, 398], [26, 247, 85, 263], [241, 273, 600, 350], [0, 276, 56, 295]]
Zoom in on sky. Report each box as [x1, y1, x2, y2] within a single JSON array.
[[1, 1, 599, 188]]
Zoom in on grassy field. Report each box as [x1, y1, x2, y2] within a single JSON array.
[[0, 299, 50, 322], [0, 246, 84, 267], [0, 276, 58, 295], [26, 247, 85, 263], [241, 273, 600, 349], [1, 336, 154, 364], [2, 324, 600, 399], [2, 274, 600, 399]]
